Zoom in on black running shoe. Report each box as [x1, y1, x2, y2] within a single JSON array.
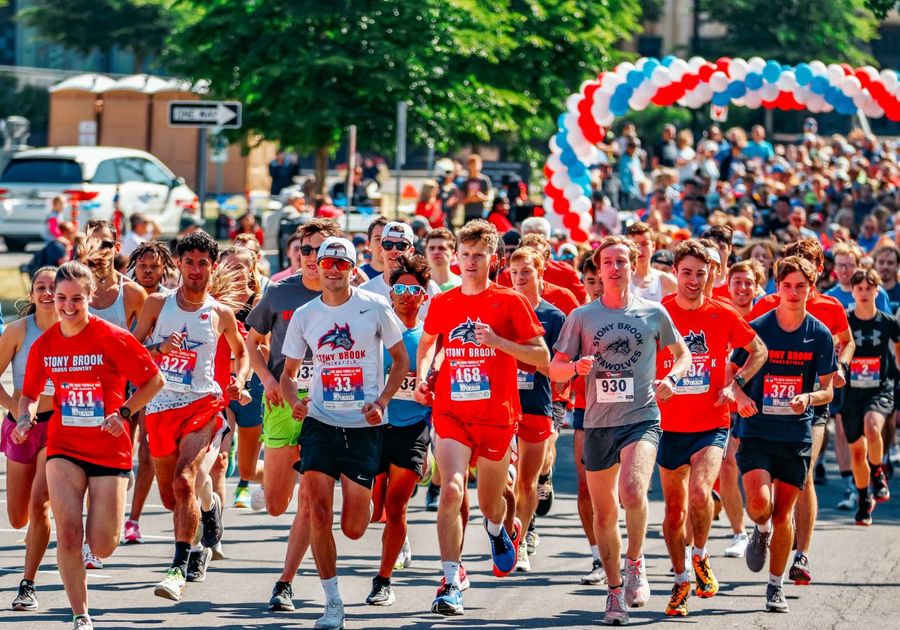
[[365, 576, 395, 606], [200, 493, 223, 548], [269, 581, 295, 611], [186, 547, 212, 582], [855, 495, 875, 526], [11, 579, 37, 611], [872, 466, 890, 503], [535, 475, 554, 517], [765, 583, 789, 613]]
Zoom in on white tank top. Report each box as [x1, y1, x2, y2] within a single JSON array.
[[631, 268, 664, 302], [89, 277, 129, 330], [146, 291, 221, 414]]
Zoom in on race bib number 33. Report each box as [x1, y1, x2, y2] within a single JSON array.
[[762, 375, 802, 415], [321, 366, 365, 410], [61, 381, 105, 427], [595, 370, 634, 403]]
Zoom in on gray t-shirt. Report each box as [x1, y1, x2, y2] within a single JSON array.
[[245, 273, 321, 380], [554, 295, 680, 429]]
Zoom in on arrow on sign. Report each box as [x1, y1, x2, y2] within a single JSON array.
[[214, 103, 237, 126], [168, 101, 242, 129]]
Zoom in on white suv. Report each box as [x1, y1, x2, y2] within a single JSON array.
[[0, 146, 197, 251]]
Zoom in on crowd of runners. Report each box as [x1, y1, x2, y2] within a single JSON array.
[[0, 211, 894, 629]]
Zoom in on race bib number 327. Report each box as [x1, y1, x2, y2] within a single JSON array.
[[156, 349, 197, 393]]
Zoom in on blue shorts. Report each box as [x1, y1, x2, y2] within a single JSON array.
[[573, 408, 585, 431], [657, 427, 729, 471], [229, 373, 264, 428]]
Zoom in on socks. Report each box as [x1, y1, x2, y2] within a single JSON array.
[[537, 473, 550, 485], [674, 571, 690, 584], [442, 561, 460, 586], [870, 462, 881, 478], [486, 520, 503, 537], [590, 544, 600, 561], [768, 573, 784, 587], [237, 479, 249, 489], [321, 576, 340, 602], [692, 545, 707, 559], [757, 521, 771, 534], [190, 543, 203, 553], [858, 486, 870, 501], [172, 541, 191, 575]]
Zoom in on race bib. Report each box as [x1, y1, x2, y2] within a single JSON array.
[[321, 366, 365, 410], [156, 349, 197, 393], [762, 375, 802, 415], [674, 356, 711, 395], [450, 360, 491, 401], [517, 369, 535, 391], [850, 357, 881, 389], [297, 360, 314, 393], [60, 381, 105, 427], [596, 370, 635, 403], [395, 371, 418, 401]]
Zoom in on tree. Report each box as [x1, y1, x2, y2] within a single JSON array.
[[17, 0, 174, 71], [697, 0, 879, 67], [865, 0, 898, 18]]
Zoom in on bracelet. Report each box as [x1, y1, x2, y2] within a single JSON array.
[[806, 392, 813, 407], [373, 401, 385, 413]]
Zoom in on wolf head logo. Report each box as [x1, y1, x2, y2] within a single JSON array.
[[318, 323, 354, 351], [450, 318, 480, 345], [606, 337, 632, 356], [684, 330, 708, 354]]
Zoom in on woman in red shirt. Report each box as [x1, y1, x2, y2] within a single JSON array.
[[487, 196, 514, 233], [229, 212, 265, 246], [415, 180, 444, 229], [14, 261, 163, 630]]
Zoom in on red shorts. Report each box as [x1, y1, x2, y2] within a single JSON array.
[[434, 412, 516, 462], [146, 395, 224, 458], [517, 413, 553, 443]]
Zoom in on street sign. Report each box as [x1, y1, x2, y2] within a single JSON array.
[[710, 104, 728, 123], [168, 101, 242, 129]]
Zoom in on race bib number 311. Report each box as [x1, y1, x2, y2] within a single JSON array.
[[762, 374, 802, 415], [595, 370, 634, 403], [321, 366, 365, 410], [61, 381, 105, 427]]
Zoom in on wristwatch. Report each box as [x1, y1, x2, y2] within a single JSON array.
[[734, 374, 747, 389], [119, 406, 133, 420], [666, 374, 679, 387]]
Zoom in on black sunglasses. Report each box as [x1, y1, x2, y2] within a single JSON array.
[[382, 240, 410, 252], [300, 244, 316, 256], [99, 239, 115, 249]]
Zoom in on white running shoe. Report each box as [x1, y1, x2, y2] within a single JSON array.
[[250, 486, 266, 512], [581, 558, 607, 585], [82, 544, 103, 570], [154, 567, 186, 601], [837, 489, 858, 511], [604, 586, 629, 625], [724, 532, 749, 558], [516, 540, 531, 572], [314, 597, 345, 630], [394, 537, 412, 570], [624, 556, 650, 608]]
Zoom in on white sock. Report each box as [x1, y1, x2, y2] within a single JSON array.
[[442, 561, 460, 586], [590, 545, 600, 561], [190, 543, 203, 553], [757, 521, 771, 534], [692, 545, 707, 559], [768, 573, 783, 587], [321, 576, 340, 602], [674, 570, 690, 584], [486, 520, 503, 537]]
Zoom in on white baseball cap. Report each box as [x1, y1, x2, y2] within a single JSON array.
[[382, 221, 415, 244], [317, 237, 357, 265]]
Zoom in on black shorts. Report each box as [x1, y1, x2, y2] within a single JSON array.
[[47, 454, 132, 478], [657, 427, 729, 471], [736, 437, 811, 490], [841, 389, 894, 444], [294, 416, 382, 489], [378, 420, 430, 476], [583, 420, 662, 472]]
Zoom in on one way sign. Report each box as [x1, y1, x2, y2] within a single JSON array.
[[168, 101, 242, 129]]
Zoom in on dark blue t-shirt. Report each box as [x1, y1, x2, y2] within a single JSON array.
[[885, 283, 900, 315], [518, 300, 565, 417], [732, 311, 836, 444]]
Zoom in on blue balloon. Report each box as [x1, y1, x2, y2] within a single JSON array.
[[557, 113, 568, 131], [712, 91, 730, 106], [610, 100, 629, 116], [728, 81, 747, 98], [580, 183, 592, 196], [627, 70, 644, 88], [614, 83, 634, 100], [642, 58, 660, 78], [795, 63, 812, 85], [763, 60, 782, 83], [568, 162, 587, 178], [745, 72, 763, 90], [825, 86, 841, 104], [811, 75, 829, 95], [560, 149, 579, 167]]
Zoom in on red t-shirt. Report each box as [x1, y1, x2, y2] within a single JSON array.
[[23, 316, 158, 469], [425, 283, 544, 426], [214, 320, 247, 401], [657, 295, 756, 432], [488, 212, 513, 234], [749, 291, 850, 335], [541, 282, 580, 315], [712, 282, 731, 301], [415, 199, 444, 229]]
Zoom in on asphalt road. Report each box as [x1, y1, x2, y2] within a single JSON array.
[[0, 427, 897, 630]]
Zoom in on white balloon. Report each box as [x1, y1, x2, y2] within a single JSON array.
[[893, 83, 900, 100], [744, 91, 763, 109], [579, 80, 594, 95], [862, 66, 878, 81], [852, 92, 867, 108], [635, 57, 648, 71], [827, 64, 845, 83], [761, 83, 779, 101], [747, 57, 766, 73], [547, 155, 563, 173], [548, 136, 560, 154], [572, 197, 591, 215], [710, 71, 729, 92], [841, 75, 862, 97], [597, 112, 615, 127], [688, 56, 706, 71], [651, 66, 672, 87], [793, 86, 810, 104], [578, 209, 593, 230], [809, 60, 827, 75], [615, 61, 635, 75], [729, 58, 749, 81], [629, 94, 650, 111], [881, 70, 898, 92], [543, 198, 555, 215], [866, 101, 885, 118], [566, 93, 582, 114], [603, 73, 623, 91], [551, 172, 568, 190], [583, 146, 600, 165], [669, 59, 690, 81], [564, 183, 582, 202], [695, 83, 714, 103], [637, 82, 656, 100], [776, 70, 796, 91], [545, 209, 564, 231]]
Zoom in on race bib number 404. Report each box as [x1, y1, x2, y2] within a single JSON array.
[[762, 374, 802, 415], [321, 366, 365, 410], [450, 360, 491, 401], [156, 349, 197, 393], [596, 370, 634, 403], [60, 381, 105, 427]]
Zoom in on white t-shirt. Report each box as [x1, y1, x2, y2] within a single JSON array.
[[121, 231, 149, 257], [282, 288, 404, 428], [360, 273, 441, 320]]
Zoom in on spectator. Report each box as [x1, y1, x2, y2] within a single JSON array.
[[873, 244, 900, 312], [487, 196, 514, 233], [652, 123, 678, 169], [415, 180, 444, 229], [269, 150, 299, 196], [461, 154, 492, 222], [44, 195, 65, 242], [230, 212, 264, 246], [675, 129, 697, 182], [435, 158, 461, 228], [121, 212, 160, 257], [743, 124, 775, 162], [26, 220, 74, 275], [619, 138, 645, 209], [827, 242, 892, 310], [858, 214, 880, 253], [270, 230, 304, 283], [313, 194, 344, 220], [424, 227, 461, 291]]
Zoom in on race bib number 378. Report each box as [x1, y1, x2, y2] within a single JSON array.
[[762, 374, 802, 415]]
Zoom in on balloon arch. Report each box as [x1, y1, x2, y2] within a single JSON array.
[[544, 55, 900, 242]]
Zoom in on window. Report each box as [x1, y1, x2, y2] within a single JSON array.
[[142, 159, 173, 186], [117, 158, 147, 183], [0, 158, 83, 184], [91, 159, 119, 184]]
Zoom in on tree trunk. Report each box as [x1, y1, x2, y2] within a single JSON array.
[[314, 145, 330, 198]]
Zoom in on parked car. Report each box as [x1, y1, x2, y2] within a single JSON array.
[[0, 146, 197, 251]]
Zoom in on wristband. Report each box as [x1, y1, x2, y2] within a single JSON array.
[[373, 401, 385, 414]]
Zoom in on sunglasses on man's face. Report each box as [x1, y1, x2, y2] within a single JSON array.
[[382, 240, 410, 252], [300, 244, 317, 256], [391, 284, 426, 296], [98, 239, 115, 250], [318, 258, 353, 271]]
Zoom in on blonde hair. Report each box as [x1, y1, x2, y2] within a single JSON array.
[[457, 219, 499, 252], [418, 180, 439, 203]]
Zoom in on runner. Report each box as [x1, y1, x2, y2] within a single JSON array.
[[0, 267, 58, 611], [842, 268, 899, 525], [415, 220, 549, 616], [425, 227, 462, 291], [365, 255, 433, 606], [360, 216, 388, 279], [826, 243, 893, 311], [132, 230, 250, 602], [82, 219, 147, 331], [704, 225, 734, 300], [127, 241, 177, 296], [279, 236, 408, 629], [626, 222, 677, 301], [727, 260, 763, 320], [657, 240, 766, 617], [14, 261, 163, 630], [550, 235, 690, 625], [731, 255, 836, 613], [507, 247, 565, 573]]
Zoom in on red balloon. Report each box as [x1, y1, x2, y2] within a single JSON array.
[[533, 206, 546, 217], [543, 163, 553, 179], [563, 212, 581, 229], [584, 83, 601, 101], [554, 197, 570, 214], [716, 57, 732, 73], [698, 65, 715, 81], [840, 63, 853, 75], [682, 73, 700, 90], [544, 183, 563, 200], [570, 228, 590, 243]]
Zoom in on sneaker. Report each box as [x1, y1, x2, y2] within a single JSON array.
[[431, 583, 464, 616], [233, 485, 251, 509], [665, 581, 690, 617], [210, 541, 225, 561], [439, 564, 471, 592], [745, 526, 769, 573], [486, 521, 518, 577], [536, 476, 554, 516], [269, 580, 295, 611], [581, 558, 607, 585], [813, 461, 826, 485], [314, 597, 345, 630], [186, 547, 212, 583], [855, 495, 875, 526], [516, 540, 531, 572], [603, 586, 629, 626], [394, 537, 412, 570], [12, 579, 37, 611], [624, 556, 650, 608], [884, 459, 894, 481], [365, 576, 395, 606], [81, 544, 102, 570], [525, 529, 540, 556], [765, 583, 789, 613], [73, 615, 93, 630], [692, 553, 719, 598], [789, 552, 811, 584], [837, 488, 858, 511], [724, 532, 749, 558], [123, 519, 143, 544], [891, 444, 900, 465], [154, 567, 186, 601], [200, 493, 223, 548], [250, 486, 266, 512], [425, 483, 440, 512], [872, 466, 890, 503]]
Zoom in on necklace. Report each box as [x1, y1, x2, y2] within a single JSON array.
[[178, 288, 206, 306]]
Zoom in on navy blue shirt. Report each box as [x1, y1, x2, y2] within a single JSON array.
[[518, 300, 565, 417], [732, 311, 835, 444], [885, 283, 900, 315]]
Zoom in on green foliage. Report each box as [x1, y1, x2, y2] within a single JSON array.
[[865, 0, 898, 19], [697, 0, 879, 67], [0, 75, 50, 143]]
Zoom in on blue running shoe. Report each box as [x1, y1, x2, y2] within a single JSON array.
[[431, 584, 464, 615], [485, 521, 518, 577]]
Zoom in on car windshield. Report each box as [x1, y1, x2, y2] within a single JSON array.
[[0, 158, 84, 184]]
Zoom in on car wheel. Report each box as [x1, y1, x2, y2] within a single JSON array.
[[4, 236, 32, 252]]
